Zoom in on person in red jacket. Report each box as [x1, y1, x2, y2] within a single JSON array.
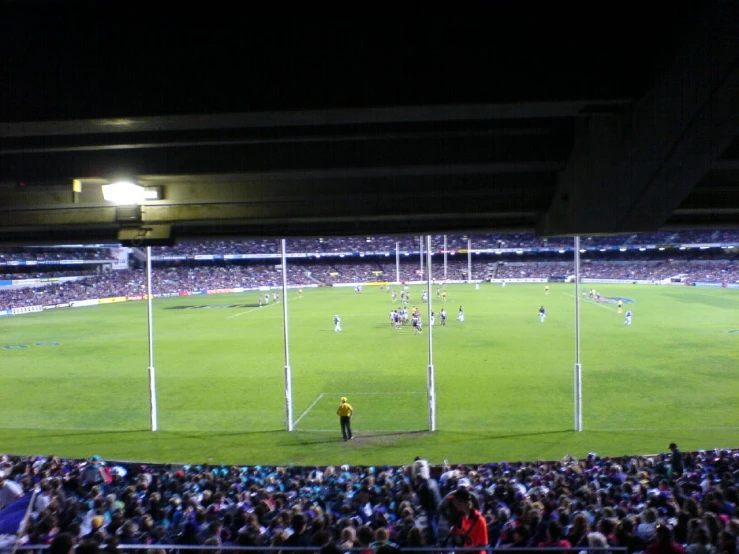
[[446, 488, 488, 554]]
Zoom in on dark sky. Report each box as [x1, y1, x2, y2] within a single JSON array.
[[0, 2, 710, 121]]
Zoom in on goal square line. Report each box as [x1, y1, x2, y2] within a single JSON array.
[[293, 390, 427, 432]]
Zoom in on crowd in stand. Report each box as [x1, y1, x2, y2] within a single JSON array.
[[149, 230, 739, 256], [0, 270, 97, 282], [2, 445, 738, 553], [2, 255, 739, 312], [1, 228, 738, 312], [0, 248, 109, 263], [2, 231, 736, 267], [489, 259, 739, 283]]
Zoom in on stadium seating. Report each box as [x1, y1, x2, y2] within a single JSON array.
[[3, 447, 737, 551]]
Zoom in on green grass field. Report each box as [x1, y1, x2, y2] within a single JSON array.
[[1, 283, 738, 466]]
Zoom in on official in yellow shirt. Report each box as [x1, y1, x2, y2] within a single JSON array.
[[336, 397, 354, 441]]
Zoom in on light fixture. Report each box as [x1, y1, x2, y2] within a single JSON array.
[[102, 181, 145, 205], [144, 186, 163, 200]]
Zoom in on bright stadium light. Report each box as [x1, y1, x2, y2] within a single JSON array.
[[102, 181, 145, 205]]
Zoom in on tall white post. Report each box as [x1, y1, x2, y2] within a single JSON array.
[[574, 236, 583, 432], [396, 241, 400, 283], [426, 235, 436, 431], [146, 247, 158, 432], [443, 235, 448, 281], [467, 237, 472, 283], [281, 239, 293, 431]]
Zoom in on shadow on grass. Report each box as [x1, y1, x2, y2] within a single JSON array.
[[2, 428, 575, 455], [1, 428, 286, 443], [4, 429, 147, 439], [452, 429, 573, 441], [6, 427, 573, 441]]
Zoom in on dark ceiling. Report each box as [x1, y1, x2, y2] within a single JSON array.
[[1, 3, 738, 245]]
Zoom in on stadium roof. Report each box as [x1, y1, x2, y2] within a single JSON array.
[[1, 3, 739, 245]]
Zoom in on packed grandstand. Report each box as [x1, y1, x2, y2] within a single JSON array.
[[1, 231, 738, 312], [1, 448, 738, 552]]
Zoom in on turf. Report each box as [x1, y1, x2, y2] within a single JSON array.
[[1, 283, 737, 466]]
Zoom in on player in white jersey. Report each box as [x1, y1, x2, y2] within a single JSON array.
[[539, 306, 546, 323], [457, 306, 464, 322], [334, 314, 342, 332], [624, 310, 632, 325], [430, 310, 435, 326], [393, 310, 401, 329]]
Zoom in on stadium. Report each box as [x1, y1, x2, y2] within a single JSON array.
[[2, 5, 739, 554], [1, 231, 738, 549]]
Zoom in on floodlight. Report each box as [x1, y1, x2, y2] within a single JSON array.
[[102, 181, 145, 205], [143, 186, 163, 200]]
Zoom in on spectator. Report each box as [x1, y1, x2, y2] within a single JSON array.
[[644, 523, 686, 554], [445, 488, 488, 554]]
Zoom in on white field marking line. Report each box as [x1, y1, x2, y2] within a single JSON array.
[[293, 392, 325, 427], [293, 391, 424, 429], [562, 292, 619, 313], [226, 298, 282, 319]]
